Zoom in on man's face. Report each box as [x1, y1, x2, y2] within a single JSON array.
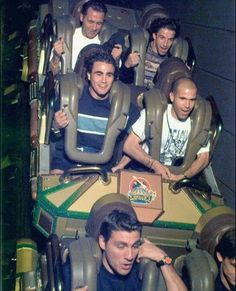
[[217, 253, 236, 287], [80, 7, 105, 39], [169, 84, 197, 121], [152, 28, 176, 56], [99, 230, 141, 276], [87, 61, 115, 100]]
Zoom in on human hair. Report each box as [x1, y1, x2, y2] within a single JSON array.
[[215, 228, 236, 259], [81, 0, 107, 16], [149, 17, 180, 38], [99, 209, 142, 242], [84, 48, 118, 77], [170, 77, 197, 94]]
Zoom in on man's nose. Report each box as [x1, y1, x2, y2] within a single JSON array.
[[185, 99, 190, 108], [101, 74, 107, 82], [92, 23, 98, 31], [125, 248, 133, 260], [163, 39, 168, 47]]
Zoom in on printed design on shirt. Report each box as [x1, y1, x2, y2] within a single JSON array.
[[160, 128, 188, 165], [128, 176, 156, 205]]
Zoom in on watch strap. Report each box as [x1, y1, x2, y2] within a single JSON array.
[[156, 255, 172, 267]]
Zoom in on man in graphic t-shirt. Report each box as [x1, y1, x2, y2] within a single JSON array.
[[113, 77, 210, 181]]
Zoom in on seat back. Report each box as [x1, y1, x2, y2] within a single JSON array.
[[175, 247, 218, 291], [144, 89, 212, 174], [59, 73, 131, 164], [74, 44, 103, 82], [154, 57, 192, 99], [170, 37, 189, 65], [99, 21, 119, 44]]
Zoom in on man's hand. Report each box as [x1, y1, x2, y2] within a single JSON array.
[[54, 109, 69, 128], [137, 238, 167, 262], [152, 160, 172, 180], [53, 37, 65, 57], [111, 44, 123, 62], [124, 51, 140, 68], [169, 174, 185, 182]]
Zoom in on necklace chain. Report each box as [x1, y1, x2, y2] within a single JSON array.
[[166, 110, 187, 156]]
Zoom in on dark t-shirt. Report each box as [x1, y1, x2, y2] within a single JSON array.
[[215, 273, 236, 291], [97, 263, 142, 291], [51, 85, 140, 171], [62, 261, 142, 291]]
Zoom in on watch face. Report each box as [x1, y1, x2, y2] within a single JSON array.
[[156, 255, 172, 267], [163, 256, 172, 265]]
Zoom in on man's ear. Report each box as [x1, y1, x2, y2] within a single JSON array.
[[169, 92, 174, 102], [87, 72, 91, 81], [216, 251, 223, 263], [152, 32, 156, 40], [80, 13, 84, 23], [98, 235, 106, 251]]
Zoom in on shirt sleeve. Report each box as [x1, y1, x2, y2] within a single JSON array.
[[197, 139, 210, 155], [132, 109, 146, 141], [126, 103, 140, 133]]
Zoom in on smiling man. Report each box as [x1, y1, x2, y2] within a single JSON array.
[[50, 50, 140, 174], [50, 0, 123, 75], [119, 18, 180, 87]]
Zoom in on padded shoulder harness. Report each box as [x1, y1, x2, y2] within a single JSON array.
[[144, 90, 212, 174], [99, 21, 119, 44], [129, 27, 150, 86], [60, 73, 131, 164], [68, 237, 102, 291], [56, 15, 76, 74]]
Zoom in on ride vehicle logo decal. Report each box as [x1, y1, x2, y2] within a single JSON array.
[[128, 176, 157, 204]]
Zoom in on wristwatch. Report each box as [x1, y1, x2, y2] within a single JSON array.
[[156, 255, 172, 267]]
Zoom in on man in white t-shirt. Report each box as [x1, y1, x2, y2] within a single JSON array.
[[50, 0, 122, 74], [113, 77, 210, 181]]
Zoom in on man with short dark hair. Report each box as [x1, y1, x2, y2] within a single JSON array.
[[215, 228, 236, 291], [51, 50, 139, 174], [119, 18, 180, 87], [50, 0, 123, 74], [74, 209, 187, 291]]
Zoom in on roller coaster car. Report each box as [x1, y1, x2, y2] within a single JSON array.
[[16, 1, 235, 291]]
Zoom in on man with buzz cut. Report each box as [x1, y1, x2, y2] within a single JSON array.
[[112, 77, 210, 181]]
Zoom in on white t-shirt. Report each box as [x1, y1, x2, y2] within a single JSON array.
[[132, 105, 210, 166], [72, 27, 100, 69]]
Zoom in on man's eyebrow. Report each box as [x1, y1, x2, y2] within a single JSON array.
[[93, 70, 114, 75]]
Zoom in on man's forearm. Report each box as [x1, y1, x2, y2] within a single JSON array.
[[123, 141, 153, 169], [184, 152, 209, 178], [160, 265, 187, 291]]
